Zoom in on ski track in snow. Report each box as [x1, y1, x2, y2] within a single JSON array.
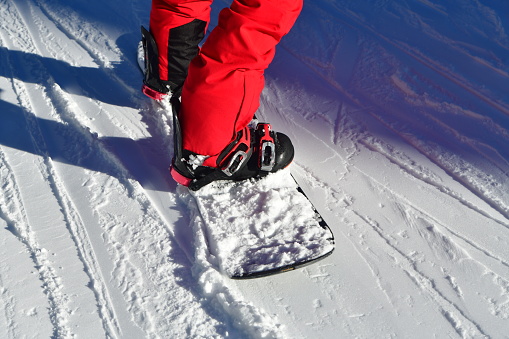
[[1, 0, 282, 337], [0, 1, 124, 336], [2, 0, 509, 338]]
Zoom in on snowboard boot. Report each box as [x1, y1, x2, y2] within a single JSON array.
[[170, 122, 295, 191]]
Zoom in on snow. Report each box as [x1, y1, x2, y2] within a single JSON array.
[[1, 0, 509, 338]]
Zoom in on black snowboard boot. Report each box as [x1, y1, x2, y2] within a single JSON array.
[[170, 122, 295, 191]]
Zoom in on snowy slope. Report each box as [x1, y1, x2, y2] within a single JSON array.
[[1, 0, 509, 338]]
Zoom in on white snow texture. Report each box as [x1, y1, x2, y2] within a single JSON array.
[[1, 0, 509, 338]]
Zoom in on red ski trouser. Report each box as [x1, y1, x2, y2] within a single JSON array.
[[150, 0, 303, 158]]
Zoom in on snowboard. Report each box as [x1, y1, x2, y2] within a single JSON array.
[[187, 170, 335, 279], [137, 29, 335, 279]]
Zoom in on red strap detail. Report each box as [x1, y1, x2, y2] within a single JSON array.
[[257, 123, 273, 143], [170, 166, 193, 187], [142, 84, 167, 101]]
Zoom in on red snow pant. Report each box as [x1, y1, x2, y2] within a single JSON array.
[[150, 0, 303, 159]]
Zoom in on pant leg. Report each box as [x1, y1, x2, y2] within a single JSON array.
[[150, 0, 212, 88], [180, 0, 303, 156]]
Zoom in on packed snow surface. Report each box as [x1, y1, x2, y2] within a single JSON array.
[[1, 0, 509, 338]]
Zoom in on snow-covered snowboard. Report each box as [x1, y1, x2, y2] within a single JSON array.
[[137, 29, 335, 278], [187, 170, 334, 279]]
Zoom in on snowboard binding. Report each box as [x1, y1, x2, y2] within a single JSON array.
[[169, 98, 294, 191]]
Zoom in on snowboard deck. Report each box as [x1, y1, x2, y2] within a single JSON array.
[[188, 169, 335, 279], [137, 34, 335, 279]]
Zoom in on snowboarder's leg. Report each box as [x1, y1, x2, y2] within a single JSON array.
[[169, 0, 302, 189], [179, 0, 303, 156], [145, 0, 303, 189], [146, 0, 212, 96]]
